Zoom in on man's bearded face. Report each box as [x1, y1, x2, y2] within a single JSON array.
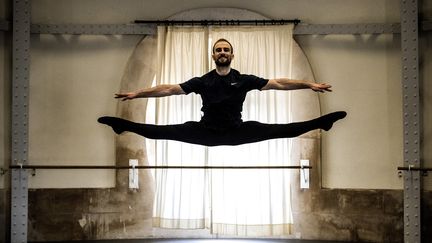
[[212, 41, 234, 67]]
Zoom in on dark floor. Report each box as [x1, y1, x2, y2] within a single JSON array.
[[30, 239, 356, 243]]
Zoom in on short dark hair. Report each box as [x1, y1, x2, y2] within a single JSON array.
[[212, 38, 233, 54]]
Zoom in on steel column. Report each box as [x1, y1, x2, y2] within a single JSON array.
[[400, 0, 421, 242], [11, 0, 30, 242]]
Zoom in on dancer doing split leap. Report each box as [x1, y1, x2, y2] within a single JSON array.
[[98, 38, 347, 146]]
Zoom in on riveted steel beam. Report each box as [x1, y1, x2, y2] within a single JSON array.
[[30, 23, 156, 35], [4, 21, 431, 35], [29, 23, 404, 35], [294, 23, 401, 35], [400, 0, 421, 242], [11, 0, 30, 242]]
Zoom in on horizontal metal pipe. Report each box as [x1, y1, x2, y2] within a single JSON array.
[[9, 165, 311, 170], [398, 166, 432, 171], [134, 19, 301, 26]]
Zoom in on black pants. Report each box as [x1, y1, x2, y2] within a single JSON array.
[[124, 120, 320, 146], [99, 111, 345, 146]]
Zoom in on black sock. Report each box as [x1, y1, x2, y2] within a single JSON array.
[[98, 116, 129, 134], [314, 111, 347, 131]]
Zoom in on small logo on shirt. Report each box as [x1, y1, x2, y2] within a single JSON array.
[[230, 82, 238, 86]]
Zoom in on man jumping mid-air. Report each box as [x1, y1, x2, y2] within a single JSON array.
[[98, 38, 347, 146]]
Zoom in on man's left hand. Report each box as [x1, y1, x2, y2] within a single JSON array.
[[311, 83, 332, 93]]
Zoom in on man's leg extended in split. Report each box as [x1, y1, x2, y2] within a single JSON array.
[[223, 111, 347, 145], [97, 117, 224, 146]]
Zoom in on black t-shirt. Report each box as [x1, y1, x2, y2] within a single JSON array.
[[179, 69, 269, 129]]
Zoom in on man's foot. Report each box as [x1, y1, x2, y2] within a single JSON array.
[[318, 111, 347, 131], [98, 116, 127, 134]]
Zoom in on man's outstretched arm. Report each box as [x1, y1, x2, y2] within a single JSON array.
[[115, 84, 185, 101], [262, 78, 332, 93]]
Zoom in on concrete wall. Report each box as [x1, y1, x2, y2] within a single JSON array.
[[1, 0, 432, 242]]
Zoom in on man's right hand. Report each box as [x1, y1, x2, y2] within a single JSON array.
[[115, 92, 137, 101]]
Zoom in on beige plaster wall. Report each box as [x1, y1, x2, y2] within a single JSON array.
[[295, 34, 403, 189], [28, 34, 142, 188]]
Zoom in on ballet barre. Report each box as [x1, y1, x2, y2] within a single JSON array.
[[9, 164, 312, 170], [5, 164, 312, 189], [397, 166, 432, 172]]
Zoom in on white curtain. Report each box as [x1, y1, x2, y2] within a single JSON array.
[[151, 26, 209, 229], [148, 25, 294, 236]]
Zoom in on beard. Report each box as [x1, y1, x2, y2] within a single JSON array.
[[215, 56, 231, 67]]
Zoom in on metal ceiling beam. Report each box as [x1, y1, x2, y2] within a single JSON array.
[[30, 23, 156, 35], [1, 19, 429, 35], [294, 23, 401, 35], [28, 23, 404, 35]]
